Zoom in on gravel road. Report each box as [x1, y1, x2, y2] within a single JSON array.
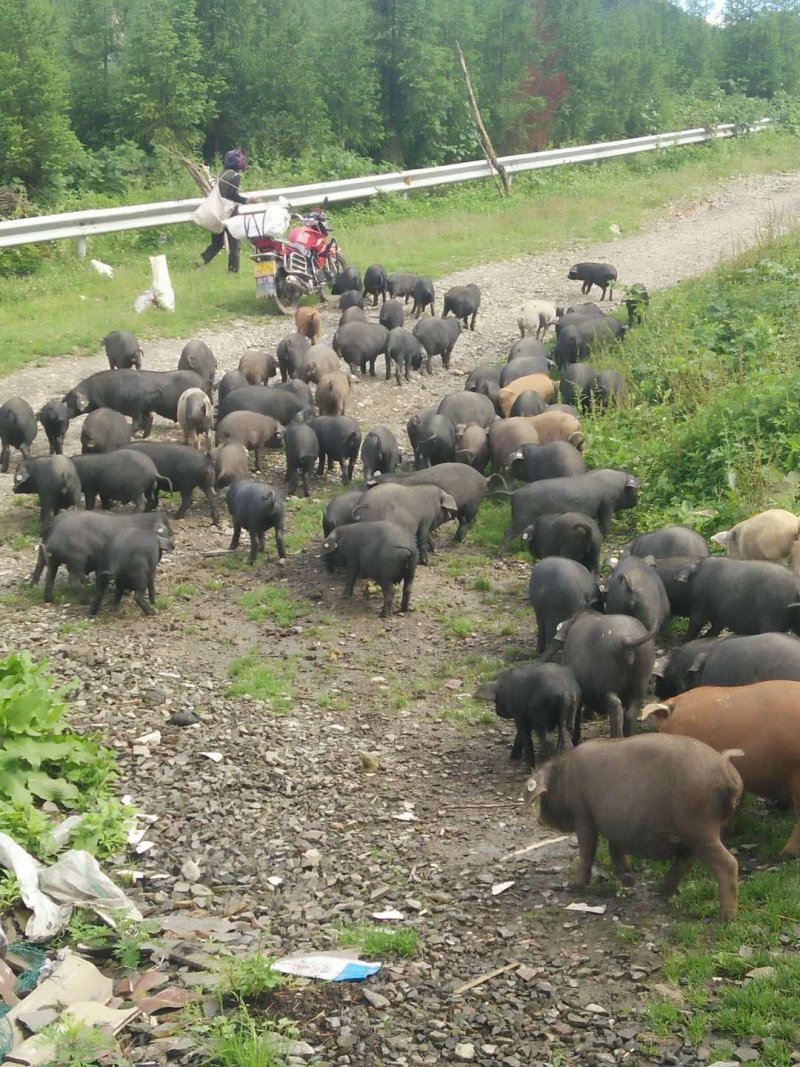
[[1, 168, 798, 1067]]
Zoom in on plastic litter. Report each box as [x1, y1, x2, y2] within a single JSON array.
[[372, 910, 404, 921], [134, 254, 175, 313], [0, 835, 67, 942], [491, 881, 515, 896], [564, 902, 606, 915], [0, 835, 142, 940], [38, 851, 143, 927], [272, 953, 381, 982], [89, 259, 113, 278]]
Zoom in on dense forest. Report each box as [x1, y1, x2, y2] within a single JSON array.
[[1, 0, 799, 205]]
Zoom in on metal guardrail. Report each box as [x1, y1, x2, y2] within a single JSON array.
[[0, 121, 772, 251]]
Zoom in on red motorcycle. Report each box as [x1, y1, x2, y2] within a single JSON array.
[[243, 202, 346, 314]]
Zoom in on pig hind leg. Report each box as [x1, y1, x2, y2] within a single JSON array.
[[379, 582, 395, 618], [686, 838, 738, 920], [608, 843, 634, 886]]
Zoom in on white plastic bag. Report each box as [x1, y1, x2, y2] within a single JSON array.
[[134, 254, 175, 314], [39, 850, 143, 927], [192, 181, 236, 234], [227, 200, 290, 242]]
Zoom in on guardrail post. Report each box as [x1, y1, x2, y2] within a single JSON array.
[[76, 236, 87, 258]]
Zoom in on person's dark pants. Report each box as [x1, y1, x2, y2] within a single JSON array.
[[201, 228, 240, 272]]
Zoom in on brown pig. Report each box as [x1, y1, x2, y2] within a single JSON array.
[[215, 411, 283, 471], [213, 443, 250, 489], [497, 373, 557, 417], [525, 734, 743, 919], [454, 423, 490, 473], [642, 680, 800, 857], [238, 348, 279, 386], [488, 418, 539, 471], [316, 371, 351, 416], [295, 306, 322, 345], [529, 410, 584, 451]]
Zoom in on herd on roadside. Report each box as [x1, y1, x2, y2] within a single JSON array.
[[1, 258, 798, 920]]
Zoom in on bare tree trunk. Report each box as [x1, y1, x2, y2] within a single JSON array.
[[455, 41, 511, 197]]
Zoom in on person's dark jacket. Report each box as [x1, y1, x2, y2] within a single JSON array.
[[218, 169, 248, 206]]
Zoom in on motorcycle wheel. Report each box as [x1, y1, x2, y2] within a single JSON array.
[[272, 268, 301, 315], [324, 249, 347, 284]]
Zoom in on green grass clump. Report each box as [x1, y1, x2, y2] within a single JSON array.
[[198, 1008, 295, 1067], [644, 811, 800, 1065], [239, 586, 306, 627], [227, 651, 297, 712], [215, 952, 284, 1001], [337, 925, 420, 959]]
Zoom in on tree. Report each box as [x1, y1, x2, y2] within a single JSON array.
[[64, 0, 125, 148], [0, 0, 81, 193], [114, 0, 204, 148]]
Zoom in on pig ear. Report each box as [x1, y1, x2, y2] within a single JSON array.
[[441, 491, 458, 511], [625, 475, 640, 488], [639, 701, 672, 723], [710, 530, 732, 546], [524, 767, 551, 805]]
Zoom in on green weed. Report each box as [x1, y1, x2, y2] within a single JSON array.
[[197, 1007, 296, 1067], [215, 951, 285, 1001], [172, 582, 198, 599], [643, 999, 683, 1036], [239, 586, 306, 627], [227, 651, 297, 713], [337, 925, 420, 959], [41, 1017, 125, 1067]]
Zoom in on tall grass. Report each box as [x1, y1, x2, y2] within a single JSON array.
[[585, 224, 800, 531], [0, 130, 797, 377]]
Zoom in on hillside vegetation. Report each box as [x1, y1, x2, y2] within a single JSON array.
[[586, 225, 800, 531]]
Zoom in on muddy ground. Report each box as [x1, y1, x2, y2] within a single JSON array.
[[2, 169, 800, 1066]]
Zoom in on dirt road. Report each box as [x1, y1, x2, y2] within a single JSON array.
[[1, 169, 798, 1066]]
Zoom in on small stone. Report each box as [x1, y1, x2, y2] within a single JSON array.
[[745, 966, 776, 981], [454, 1043, 475, 1061], [169, 709, 200, 727], [301, 849, 321, 869], [362, 989, 389, 1009], [181, 859, 201, 882], [734, 1050, 761, 1063]]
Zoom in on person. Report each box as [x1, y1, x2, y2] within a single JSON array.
[[196, 148, 258, 273]]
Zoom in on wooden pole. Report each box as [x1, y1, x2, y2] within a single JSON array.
[[455, 41, 511, 197]]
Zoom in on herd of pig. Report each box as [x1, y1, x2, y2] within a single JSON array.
[[2, 257, 799, 921]]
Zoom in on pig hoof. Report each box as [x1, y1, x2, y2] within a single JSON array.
[[617, 873, 635, 888]]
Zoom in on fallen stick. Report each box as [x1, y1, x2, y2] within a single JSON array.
[[498, 836, 570, 863], [440, 801, 517, 811], [454, 960, 521, 995]]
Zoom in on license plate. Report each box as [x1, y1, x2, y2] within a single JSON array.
[[254, 259, 276, 278]]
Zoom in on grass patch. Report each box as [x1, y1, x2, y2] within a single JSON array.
[[239, 585, 306, 627], [283, 498, 325, 556], [1, 132, 796, 377], [215, 951, 284, 1001], [172, 582, 198, 599], [195, 1007, 297, 1067], [641, 798, 800, 1063], [227, 651, 297, 712], [337, 925, 420, 959], [585, 225, 800, 530]]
